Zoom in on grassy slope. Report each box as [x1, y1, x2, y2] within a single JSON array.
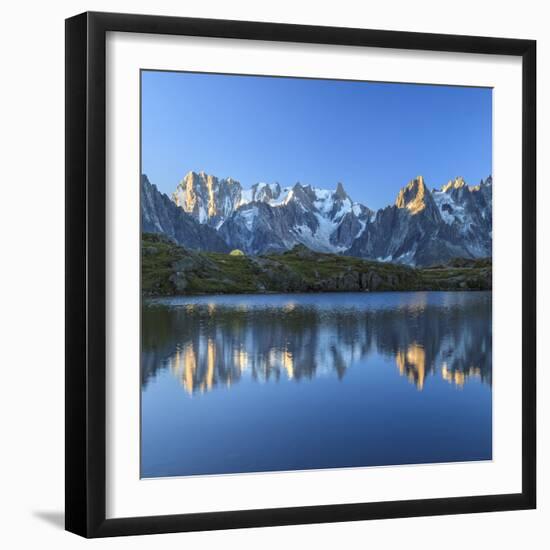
[[142, 233, 492, 296]]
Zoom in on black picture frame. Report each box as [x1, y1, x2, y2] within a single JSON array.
[[65, 11, 536, 538]]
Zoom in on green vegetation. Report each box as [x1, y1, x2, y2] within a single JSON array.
[[141, 232, 492, 296]]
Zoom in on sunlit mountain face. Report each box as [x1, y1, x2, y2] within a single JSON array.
[[141, 292, 492, 395]]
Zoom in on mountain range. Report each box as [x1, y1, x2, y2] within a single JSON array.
[[141, 170, 492, 266]]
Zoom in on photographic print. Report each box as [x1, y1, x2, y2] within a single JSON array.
[[140, 70, 493, 479]]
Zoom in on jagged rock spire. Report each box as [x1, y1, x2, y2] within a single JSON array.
[[334, 182, 348, 200], [395, 176, 429, 215], [441, 176, 467, 193]]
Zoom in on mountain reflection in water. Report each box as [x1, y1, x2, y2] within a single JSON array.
[[142, 291, 492, 395]]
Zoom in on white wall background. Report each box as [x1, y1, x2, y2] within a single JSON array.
[[0, 1, 546, 548]]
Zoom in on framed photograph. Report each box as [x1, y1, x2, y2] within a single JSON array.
[[65, 11, 536, 537]]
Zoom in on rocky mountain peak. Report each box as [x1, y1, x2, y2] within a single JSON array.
[[334, 182, 349, 200], [140, 174, 229, 253], [291, 182, 316, 203], [251, 182, 281, 202], [395, 176, 429, 215], [172, 170, 243, 225], [441, 176, 467, 193]]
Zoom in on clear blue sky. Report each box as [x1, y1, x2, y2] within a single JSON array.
[[141, 70, 492, 209]]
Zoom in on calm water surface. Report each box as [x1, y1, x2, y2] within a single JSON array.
[[141, 291, 492, 478]]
